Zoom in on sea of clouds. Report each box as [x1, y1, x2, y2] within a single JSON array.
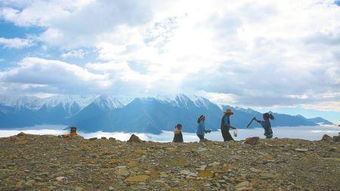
[[0, 125, 339, 142]]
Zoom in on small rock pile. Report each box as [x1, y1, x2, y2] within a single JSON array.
[[127, 134, 143, 143], [244, 137, 259, 145]]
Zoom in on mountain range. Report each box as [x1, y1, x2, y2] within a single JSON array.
[[0, 94, 333, 133]]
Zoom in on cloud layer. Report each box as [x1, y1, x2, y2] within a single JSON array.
[[0, 0, 339, 111], [1, 126, 340, 141], [0, 37, 34, 48]]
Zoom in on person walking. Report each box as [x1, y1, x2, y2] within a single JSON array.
[[254, 113, 274, 138], [173, 124, 184, 143], [196, 115, 211, 142], [221, 109, 237, 141]]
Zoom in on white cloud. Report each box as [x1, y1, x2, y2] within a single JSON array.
[[0, 37, 34, 48], [0, 57, 111, 94], [0, 0, 95, 26], [61, 49, 86, 59], [302, 102, 340, 112], [1, 127, 340, 141], [12, 0, 157, 48], [0, 0, 340, 110]]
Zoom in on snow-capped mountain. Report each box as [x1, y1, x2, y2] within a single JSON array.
[[41, 95, 97, 109], [0, 95, 42, 110], [0, 94, 333, 133], [0, 95, 96, 111], [92, 95, 124, 110]]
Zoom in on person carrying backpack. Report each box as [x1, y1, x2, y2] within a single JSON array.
[[196, 115, 211, 142], [254, 113, 274, 138], [221, 109, 237, 141], [173, 124, 184, 143]]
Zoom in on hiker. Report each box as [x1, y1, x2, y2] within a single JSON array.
[[196, 115, 211, 142], [221, 109, 237, 141], [173, 124, 184, 143], [254, 113, 274, 138]]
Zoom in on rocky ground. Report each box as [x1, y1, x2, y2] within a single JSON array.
[[0, 133, 339, 191]]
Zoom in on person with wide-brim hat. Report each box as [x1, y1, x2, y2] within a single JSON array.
[[221, 109, 237, 141]]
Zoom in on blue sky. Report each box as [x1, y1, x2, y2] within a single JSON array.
[[0, 0, 339, 124]]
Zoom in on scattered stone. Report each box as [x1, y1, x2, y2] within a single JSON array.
[[125, 175, 150, 183], [262, 154, 274, 160], [127, 161, 138, 168], [249, 167, 261, 173], [196, 165, 207, 171], [155, 179, 165, 184], [24, 180, 35, 187], [89, 137, 97, 141], [133, 150, 147, 155], [115, 166, 129, 176], [127, 134, 143, 143], [235, 181, 252, 191], [55, 176, 66, 182], [180, 170, 191, 175], [74, 186, 83, 191], [48, 186, 56, 190], [160, 172, 168, 178], [208, 162, 220, 167], [295, 148, 308, 152], [101, 137, 107, 140], [197, 147, 208, 152], [260, 172, 277, 180], [197, 170, 214, 178], [0, 134, 339, 190], [244, 137, 259, 145]]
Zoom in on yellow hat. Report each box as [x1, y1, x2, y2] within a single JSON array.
[[224, 109, 234, 115]]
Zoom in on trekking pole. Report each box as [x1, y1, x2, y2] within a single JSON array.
[[63, 127, 70, 130], [246, 117, 255, 128]]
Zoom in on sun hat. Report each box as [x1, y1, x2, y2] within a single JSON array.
[[224, 109, 234, 115]]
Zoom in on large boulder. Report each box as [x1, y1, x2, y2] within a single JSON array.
[[128, 134, 143, 143], [17, 132, 26, 137], [321, 134, 333, 142]]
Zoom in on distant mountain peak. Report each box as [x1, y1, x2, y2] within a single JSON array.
[[308, 117, 333, 125], [174, 94, 195, 108], [93, 95, 123, 110]]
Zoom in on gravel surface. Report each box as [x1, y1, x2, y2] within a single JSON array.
[[0, 133, 339, 191]]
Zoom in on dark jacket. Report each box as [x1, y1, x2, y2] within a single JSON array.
[[173, 129, 183, 142], [221, 114, 236, 130], [255, 118, 273, 137]]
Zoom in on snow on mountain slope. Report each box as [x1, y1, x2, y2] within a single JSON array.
[[0, 95, 41, 110], [0, 95, 97, 111], [41, 95, 96, 109], [0, 94, 333, 132], [92, 95, 124, 110]]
